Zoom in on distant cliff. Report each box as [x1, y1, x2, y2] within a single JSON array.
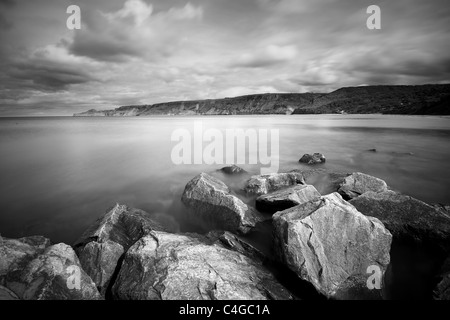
[[73, 84, 450, 117]]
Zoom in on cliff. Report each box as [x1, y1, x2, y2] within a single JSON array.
[[73, 84, 450, 116]]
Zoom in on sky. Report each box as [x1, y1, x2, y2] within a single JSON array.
[[0, 0, 449, 116]]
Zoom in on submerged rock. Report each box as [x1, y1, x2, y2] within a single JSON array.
[[338, 172, 388, 200], [73, 204, 165, 295], [299, 153, 326, 165], [350, 191, 450, 252], [112, 231, 292, 300], [273, 193, 392, 299], [299, 169, 350, 195], [181, 173, 261, 234], [219, 165, 247, 175], [244, 172, 305, 196], [256, 184, 321, 214], [5, 243, 101, 300]]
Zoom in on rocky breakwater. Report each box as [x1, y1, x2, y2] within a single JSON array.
[[1, 165, 449, 300]]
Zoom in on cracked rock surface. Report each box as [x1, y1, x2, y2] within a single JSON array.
[[73, 203, 165, 295], [273, 192, 392, 299], [112, 231, 292, 300]]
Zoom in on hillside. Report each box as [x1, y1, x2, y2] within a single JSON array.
[[74, 84, 450, 116]]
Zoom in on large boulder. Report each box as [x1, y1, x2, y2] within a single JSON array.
[[299, 153, 326, 165], [181, 173, 261, 234], [5, 243, 101, 300], [112, 231, 292, 300], [350, 191, 450, 251], [273, 193, 392, 299], [73, 204, 165, 295], [244, 172, 305, 196], [338, 172, 388, 200], [0, 236, 51, 286], [256, 184, 321, 214]]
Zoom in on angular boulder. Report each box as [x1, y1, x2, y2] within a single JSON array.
[[256, 184, 321, 214], [273, 193, 392, 299], [73, 204, 165, 295], [5, 243, 101, 300], [350, 191, 450, 252], [244, 172, 305, 196], [338, 172, 388, 200], [299, 153, 326, 165], [112, 231, 292, 300], [181, 173, 261, 234]]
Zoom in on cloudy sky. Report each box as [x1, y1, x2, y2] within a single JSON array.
[[0, 0, 449, 116]]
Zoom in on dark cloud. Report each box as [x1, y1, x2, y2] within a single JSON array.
[[0, 0, 449, 115]]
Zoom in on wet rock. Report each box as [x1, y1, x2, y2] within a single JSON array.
[[350, 191, 450, 252], [299, 153, 326, 165], [5, 243, 101, 300], [112, 231, 293, 300], [219, 165, 247, 175], [73, 204, 165, 295], [273, 193, 392, 299], [338, 172, 388, 200], [0, 236, 51, 286], [244, 172, 305, 196], [181, 173, 262, 234], [256, 184, 321, 214], [434, 257, 450, 300]]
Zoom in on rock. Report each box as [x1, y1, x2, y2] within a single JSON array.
[[5, 243, 101, 300], [299, 169, 350, 195], [338, 172, 388, 200], [206, 230, 266, 263], [219, 165, 247, 175], [299, 153, 326, 165], [273, 193, 392, 299], [0, 236, 51, 286], [256, 184, 321, 214], [181, 173, 262, 234], [434, 257, 450, 300], [0, 285, 19, 300], [73, 204, 165, 295], [350, 191, 450, 252], [244, 172, 305, 196], [367, 149, 377, 152], [112, 231, 293, 300]]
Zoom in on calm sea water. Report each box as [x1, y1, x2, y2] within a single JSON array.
[[1, 115, 450, 245]]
